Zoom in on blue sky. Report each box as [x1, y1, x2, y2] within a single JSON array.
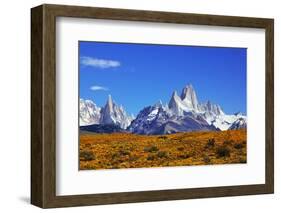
[[79, 41, 247, 116]]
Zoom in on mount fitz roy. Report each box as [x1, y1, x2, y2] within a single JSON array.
[[80, 84, 246, 134]]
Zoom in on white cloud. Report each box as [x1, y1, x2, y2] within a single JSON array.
[[80, 56, 121, 69], [90, 85, 109, 91]]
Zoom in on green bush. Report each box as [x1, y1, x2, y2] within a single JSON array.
[[157, 151, 168, 158], [112, 150, 130, 160], [129, 155, 139, 161], [205, 138, 215, 148], [80, 150, 95, 161], [119, 150, 130, 156], [158, 136, 168, 140], [216, 146, 230, 158], [203, 155, 211, 164], [144, 146, 159, 152], [234, 143, 244, 149], [177, 147, 185, 151], [147, 155, 155, 161], [178, 154, 190, 159], [111, 152, 120, 159]]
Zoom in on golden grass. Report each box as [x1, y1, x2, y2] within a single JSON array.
[[79, 129, 246, 170]]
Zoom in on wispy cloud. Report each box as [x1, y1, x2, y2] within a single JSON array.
[[90, 85, 109, 91], [80, 56, 121, 69]]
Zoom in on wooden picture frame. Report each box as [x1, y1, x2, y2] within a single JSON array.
[[31, 4, 274, 208]]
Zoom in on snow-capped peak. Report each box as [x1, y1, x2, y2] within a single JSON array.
[[80, 84, 247, 133], [154, 100, 163, 108], [79, 99, 101, 126], [168, 90, 190, 116], [164, 84, 244, 131], [168, 84, 201, 115], [200, 100, 224, 116], [172, 90, 179, 98], [80, 95, 133, 129], [106, 94, 114, 111], [100, 95, 133, 129], [228, 117, 247, 130], [234, 112, 243, 116], [181, 84, 199, 111]]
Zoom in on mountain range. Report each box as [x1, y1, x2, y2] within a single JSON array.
[[80, 84, 246, 134], [80, 95, 134, 129]]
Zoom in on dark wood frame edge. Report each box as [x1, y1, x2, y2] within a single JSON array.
[[31, 4, 274, 208]]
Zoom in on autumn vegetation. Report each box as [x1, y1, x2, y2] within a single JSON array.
[[79, 129, 246, 170]]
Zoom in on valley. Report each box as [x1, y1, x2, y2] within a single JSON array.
[[80, 129, 247, 170]]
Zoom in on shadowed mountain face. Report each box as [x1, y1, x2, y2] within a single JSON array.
[[80, 84, 246, 134], [157, 116, 218, 135], [180, 84, 199, 111], [80, 124, 126, 134], [228, 117, 247, 130], [128, 101, 218, 135]]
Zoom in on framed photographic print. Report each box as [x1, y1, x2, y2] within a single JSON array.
[[31, 4, 274, 208]]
